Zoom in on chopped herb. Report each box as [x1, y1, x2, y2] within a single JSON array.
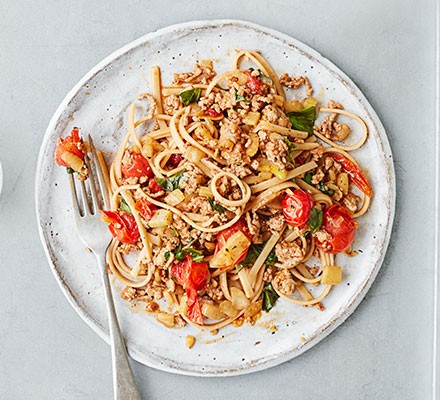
[[287, 106, 317, 137], [171, 241, 204, 263], [234, 91, 250, 103], [307, 207, 323, 233], [119, 196, 132, 214], [66, 167, 74, 174], [236, 243, 278, 272], [319, 182, 334, 196], [171, 226, 179, 237], [265, 249, 278, 266], [155, 170, 187, 192], [303, 171, 313, 185], [283, 136, 297, 165], [179, 87, 202, 106], [186, 248, 204, 263], [237, 244, 262, 270], [207, 197, 226, 213], [155, 177, 174, 192], [262, 283, 279, 312], [164, 251, 171, 261]]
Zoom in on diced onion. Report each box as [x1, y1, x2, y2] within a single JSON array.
[[165, 189, 185, 206], [149, 209, 173, 228], [321, 265, 342, 285]]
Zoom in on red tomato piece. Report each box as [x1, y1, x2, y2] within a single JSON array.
[[294, 152, 308, 166], [134, 198, 156, 221], [185, 256, 209, 291], [121, 152, 153, 179], [282, 189, 314, 227], [148, 178, 162, 193], [54, 127, 85, 167], [167, 153, 182, 168], [214, 219, 253, 267], [317, 204, 358, 254], [244, 70, 263, 95], [186, 287, 204, 325], [101, 210, 140, 244], [171, 255, 209, 291], [171, 255, 209, 325], [170, 262, 185, 286], [327, 153, 373, 197], [206, 107, 223, 118]]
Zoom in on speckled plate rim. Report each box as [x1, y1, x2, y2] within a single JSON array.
[[35, 19, 396, 377]]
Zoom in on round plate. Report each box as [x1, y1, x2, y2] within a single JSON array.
[[35, 20, 395, 376]]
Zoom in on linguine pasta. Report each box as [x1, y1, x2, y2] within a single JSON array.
[[56, 50, 373, 334]]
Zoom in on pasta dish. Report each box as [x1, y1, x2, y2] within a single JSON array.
[[55, 50, 373, 337]]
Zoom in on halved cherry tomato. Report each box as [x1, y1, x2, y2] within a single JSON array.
[[282, 189, 314, 227], [316, 204, 358, 254], [121, 152, 153, 179], [244, 70, 263, 95], [187, 260, 210, 291], [167, 153, 182, 168], [148, 178, 162, 193], [171, 262, 185, 286], [101, 210, 140, 244], [206, 107, 223, 118], [171, 255, 209, 291], [171, 255, 209, 325], [328, 153, 373, 197], [186, 287, 204, 325], [134, 198, 156, 221], [214, 219, 253, 266], [294, 152, 308, 166], [54, 127, 85, 166]]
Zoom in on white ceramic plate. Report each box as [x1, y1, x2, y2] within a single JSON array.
[[35, 20, 395, 376]]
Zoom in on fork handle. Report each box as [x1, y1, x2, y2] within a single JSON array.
[[96, 253, 142, 400]]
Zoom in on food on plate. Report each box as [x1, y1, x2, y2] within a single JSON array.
[[56, 50, 372, 333], [54, 127, 88, 179]]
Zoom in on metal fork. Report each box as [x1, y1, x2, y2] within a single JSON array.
[[68, 135, 141, 400]]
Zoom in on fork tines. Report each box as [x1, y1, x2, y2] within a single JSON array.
[[69, 135, 110, 218]]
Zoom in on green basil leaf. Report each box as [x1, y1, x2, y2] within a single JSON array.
[[186, 248, 204, 263], [179, 88, 202, 106], [265, 249, 278, 266], [66, 167, 75, 174], [119, 196, 132, 214], [307, 207, 323, 233], [283, 136, 297, 165], [287, 106, 316, 137], [172, 241, 204, 262], [234, 91, 250, 103], [155, 170, 187, 192], [170, 170, 187, 190], [236, 243, 278, 271], [164, 251, 171, 261], [262, 283, 279, 312], [207, 197, 226, 213], [303, 171, 313, 185], [319, 182, 334, 196], [238, 244, 263, 269], [155, 177, 173, 192], [173, 243, 183, 259]]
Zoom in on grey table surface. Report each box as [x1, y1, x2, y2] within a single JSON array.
[[0, 0, 436, 399]]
